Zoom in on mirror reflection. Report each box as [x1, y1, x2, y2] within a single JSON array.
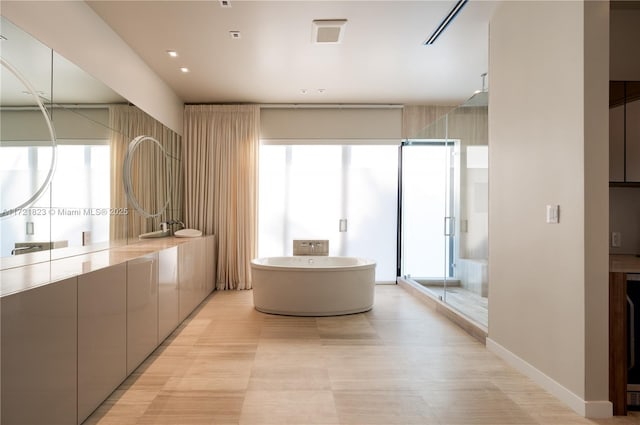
[[0, 56, 57, 221], [0, 16, 183, 269]]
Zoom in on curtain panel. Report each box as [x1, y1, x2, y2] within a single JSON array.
[[183, 105, 259, 290]]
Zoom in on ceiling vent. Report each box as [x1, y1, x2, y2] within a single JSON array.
[[312, 19, 347, 44]]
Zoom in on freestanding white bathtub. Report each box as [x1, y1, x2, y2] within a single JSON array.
[[251, 256, 376, 316]]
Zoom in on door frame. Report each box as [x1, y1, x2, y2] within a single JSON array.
[[397, 139, 459, 282]]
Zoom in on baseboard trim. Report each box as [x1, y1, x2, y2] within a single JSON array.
[[486, 338, 613, 418]]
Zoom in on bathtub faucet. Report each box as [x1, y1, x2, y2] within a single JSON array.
[[310, 242, 316, 253]]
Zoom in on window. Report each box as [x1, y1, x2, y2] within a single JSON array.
[[258, 144, 398, 282]]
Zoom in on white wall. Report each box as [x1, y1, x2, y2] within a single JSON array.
[[488, 0, 610, 417], [1, 1, 184, 135], [583, 0, 610, 407]]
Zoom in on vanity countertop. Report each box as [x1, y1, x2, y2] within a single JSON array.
[[0, 236, 207, 297], [610, 254, 640, 274]]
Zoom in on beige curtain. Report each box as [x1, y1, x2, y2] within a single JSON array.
[[183, 105, 259, 290], [109, 105, 183, 242]]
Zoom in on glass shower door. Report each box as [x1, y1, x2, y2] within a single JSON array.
[[446, 102, 489, 327], [400, 139, 456, 297], [400, 95, 489, 328]]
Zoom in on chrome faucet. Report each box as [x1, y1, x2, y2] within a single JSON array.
[[163, 219, 185, 230], [310, 242, 316, 253], [11, 245, 42, 255]]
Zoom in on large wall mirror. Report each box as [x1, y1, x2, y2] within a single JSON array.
[[0, 16, 183, 270]]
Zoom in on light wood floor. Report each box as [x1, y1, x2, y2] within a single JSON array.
[[84, 285, 639, 425]]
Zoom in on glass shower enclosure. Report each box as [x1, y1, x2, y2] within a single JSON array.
[[400, 91, 489, 327]]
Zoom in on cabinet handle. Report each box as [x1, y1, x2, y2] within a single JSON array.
[[629, 294, 636, 371]]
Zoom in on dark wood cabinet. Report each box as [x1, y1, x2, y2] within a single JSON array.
[[610, 81, 640, 185]]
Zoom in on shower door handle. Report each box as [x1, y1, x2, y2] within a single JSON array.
[[444, 216, 455, 237]]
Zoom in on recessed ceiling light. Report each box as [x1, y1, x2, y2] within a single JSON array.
[[180, 67, 189, 73], [219, 0, 231, 7], [300, 89, 308, 94], [317, 89, 326, 94], [229, 31, 241, 39], [166, 50, 178, 57]]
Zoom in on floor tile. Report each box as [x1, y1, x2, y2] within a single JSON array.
[[82, 286, 640, 425], [239, 390, 339, 425], [136, 390, 244, 425], [334, 390, 440, 424], [248, 366, 332, 390]]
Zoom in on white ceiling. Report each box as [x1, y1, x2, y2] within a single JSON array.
[[87, 0, 498, 106]]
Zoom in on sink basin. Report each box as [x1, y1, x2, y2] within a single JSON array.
[[139, 230, 171, 239], [174, 228, 202, 238]]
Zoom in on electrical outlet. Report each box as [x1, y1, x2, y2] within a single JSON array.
[[612, 232, 622, 248]]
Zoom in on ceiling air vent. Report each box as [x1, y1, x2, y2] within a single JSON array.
[[312, 19, 347, 44], [424, 0, 468, 45]]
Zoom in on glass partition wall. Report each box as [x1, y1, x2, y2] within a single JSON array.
[[401, 92, 488, 327]]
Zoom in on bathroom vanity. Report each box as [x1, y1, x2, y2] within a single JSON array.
[[0, 235, 215, 425]]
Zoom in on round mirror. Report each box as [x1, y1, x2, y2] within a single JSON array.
[[123, 135, 172, 218], [0, 57, 57, 218]]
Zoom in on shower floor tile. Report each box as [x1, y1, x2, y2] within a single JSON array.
[[420, 284, 489, 327]]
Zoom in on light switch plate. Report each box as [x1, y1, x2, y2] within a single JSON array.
[[546, 205, 560, 224], [612, 232, 621, 248]]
